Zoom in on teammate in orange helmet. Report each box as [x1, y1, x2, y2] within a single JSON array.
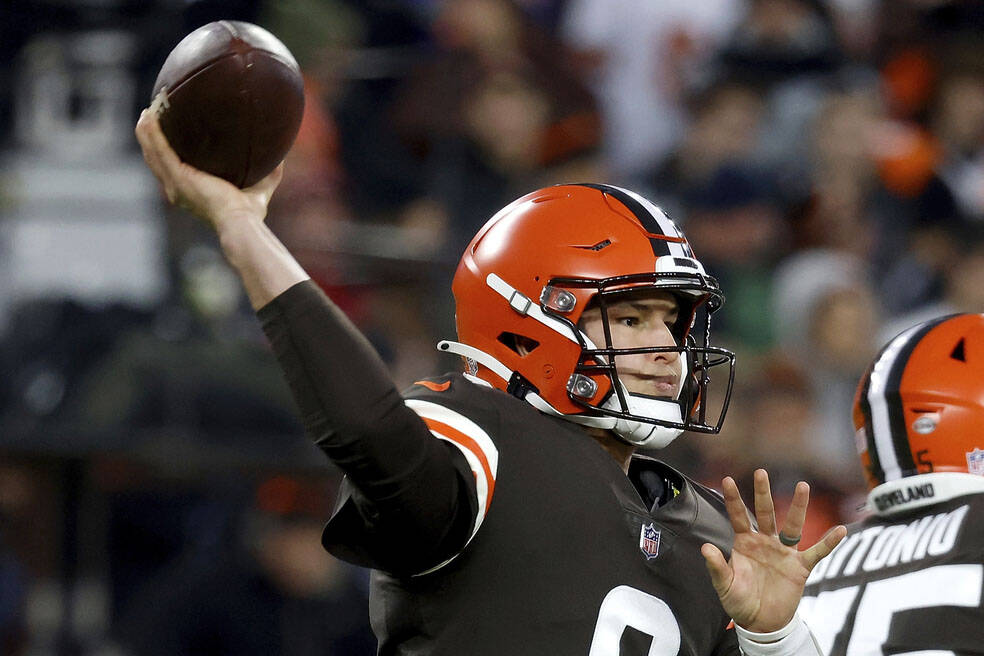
[[800, 313, 984, 655], [135, 105, 844, 656]]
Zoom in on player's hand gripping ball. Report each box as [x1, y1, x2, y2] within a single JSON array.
[[151, 20, 304, 188]]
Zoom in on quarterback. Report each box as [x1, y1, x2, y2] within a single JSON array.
[[800, 314, 984, 655], [136, 106, 844, 655]]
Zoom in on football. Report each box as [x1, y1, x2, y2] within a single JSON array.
[[151, 21, 305, 188]]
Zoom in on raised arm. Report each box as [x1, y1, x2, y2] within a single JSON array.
[[134, 107, 476, 574], [135, 108, 307, 309]]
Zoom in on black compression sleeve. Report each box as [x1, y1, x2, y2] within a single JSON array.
[[256, 281, 472, 568]]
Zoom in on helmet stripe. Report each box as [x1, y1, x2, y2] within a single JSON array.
[[619, 187, 696, 258], [867, 318, 949, 481], [857, 366, 883, 484], [575, 184, 692, 259], [867, 324, 922, 481]]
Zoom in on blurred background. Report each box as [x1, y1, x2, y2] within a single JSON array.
[[1, 0, 982, 653]]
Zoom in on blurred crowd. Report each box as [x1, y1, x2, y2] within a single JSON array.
[[1, 0, 982, 653]]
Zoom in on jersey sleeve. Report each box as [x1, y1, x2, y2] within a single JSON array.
[[403, 393, 500, 546], [256, 281, 483, 574], [324, 380, 502, 575]]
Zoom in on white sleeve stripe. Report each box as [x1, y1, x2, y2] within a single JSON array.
[[410, 428, 494, 578], [429, 431, 490, 534], [405, 399, 499, 475], [404, 398, 500, 578]]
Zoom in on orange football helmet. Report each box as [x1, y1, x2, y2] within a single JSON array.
[[442, 183, 735, 448], [853, 313, 984, 489]]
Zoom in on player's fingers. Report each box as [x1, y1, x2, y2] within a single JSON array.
[[721, 476, 753, 534], [752, 469, 778, 536], [779, 481, 810, 545], [135, 106, 189, 205], [247, 161, 285, 202], [135, 110, 169, 183], [701, 543, 734, 598], [138, 100, 239, 216], [800, 525, 847, 571], [141, 99, 185, 176]]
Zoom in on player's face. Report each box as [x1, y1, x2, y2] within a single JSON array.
[[579, 291, 683, 398]]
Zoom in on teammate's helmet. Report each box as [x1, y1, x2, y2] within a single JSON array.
[[853, 313, 984, 490], [443, 184, 735, 448]]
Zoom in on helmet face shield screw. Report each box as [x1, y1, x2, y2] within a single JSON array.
[[540, 287, 577, 313], [567, 374, 598, 400]]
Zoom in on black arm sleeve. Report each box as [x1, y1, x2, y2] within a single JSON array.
[[257, 280, 475, 572]]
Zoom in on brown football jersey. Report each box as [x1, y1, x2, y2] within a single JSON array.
[[324, 373, 740, 656], [800, 475, 984, 656]]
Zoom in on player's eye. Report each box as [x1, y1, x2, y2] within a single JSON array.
[[616, 316, 639, 327]]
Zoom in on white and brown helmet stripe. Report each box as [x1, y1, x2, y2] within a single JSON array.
[[856, 315, 957, 485], [573, 183, 696, 260]]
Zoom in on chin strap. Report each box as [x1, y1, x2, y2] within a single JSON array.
[[445, 266, 692, 449], [523, 388, 617, 430], [436, 340, 683, 447], [438, 340, 615, 429], [437, 340, 513, 382]]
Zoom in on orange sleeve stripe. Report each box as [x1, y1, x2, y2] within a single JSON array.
[[414, 380, 451, 392], [422, 417, 495, 513]]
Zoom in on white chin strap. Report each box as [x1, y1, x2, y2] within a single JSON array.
[[436, 341, 685, 449], [580, 322, 688, 449], [603, 389, 683, 449]]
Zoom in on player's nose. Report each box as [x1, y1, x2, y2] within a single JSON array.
[[641, 323, 679, 363]]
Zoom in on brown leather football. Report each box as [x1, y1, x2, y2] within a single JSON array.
[[151, 21, 304, 188]]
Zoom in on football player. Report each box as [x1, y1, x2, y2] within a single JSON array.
[[799, 313, 984, 654], [135, 106, 845, 655]]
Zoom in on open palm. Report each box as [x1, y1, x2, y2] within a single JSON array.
[[701, 470, 847, 633]]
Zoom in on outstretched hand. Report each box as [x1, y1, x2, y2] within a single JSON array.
[[134, 96, 283, 233], [701, 469, 847, 633]]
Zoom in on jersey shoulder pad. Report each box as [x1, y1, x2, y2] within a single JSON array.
[[652, 460, 736, 553], [407, 374, 456, 395], [637, 457, 727, 510], [688, 475, 727, 509], [404, 373, 504, 432], [404, 373, 502, 563], [405, 372, 493, 399]]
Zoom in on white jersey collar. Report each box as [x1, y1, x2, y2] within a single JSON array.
[[867, 472, 984, 516]]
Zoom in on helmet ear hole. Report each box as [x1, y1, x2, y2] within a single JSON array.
[[497, 332, 540, 357], [950, 338, 966, 362]]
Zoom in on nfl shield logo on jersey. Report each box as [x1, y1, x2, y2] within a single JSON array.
[[639, 523, 661, 560], [967, 448, 984, 476]]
